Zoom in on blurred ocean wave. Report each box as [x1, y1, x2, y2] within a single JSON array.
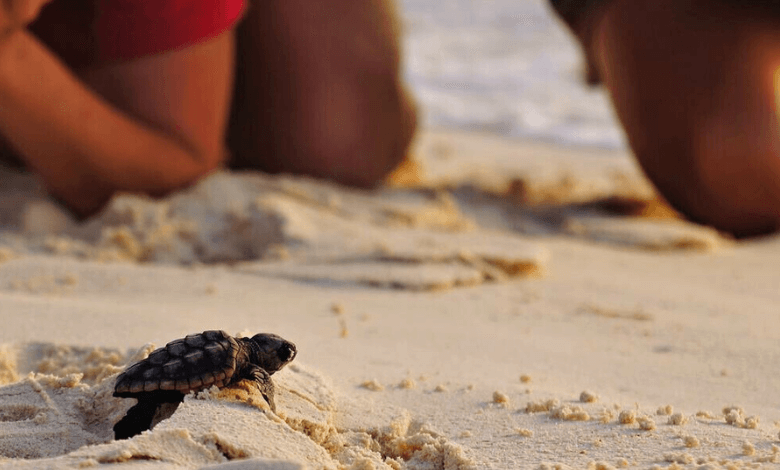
[[400, 0, 627, 149]]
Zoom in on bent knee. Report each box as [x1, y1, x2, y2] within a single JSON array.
[[231, 78, 418, 188], [636, 134, 780, 238], [692, 135, 780, 237], [592, 0, 780, 237], [304, 84, 418, 187], [632, 78, 780, 237]]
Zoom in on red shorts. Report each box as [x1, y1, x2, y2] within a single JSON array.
[[29, 0, 246, 67]]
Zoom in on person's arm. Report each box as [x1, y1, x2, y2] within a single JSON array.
[[0, 27, 234, 216]]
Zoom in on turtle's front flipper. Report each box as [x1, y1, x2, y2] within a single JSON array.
[[113, 391, 185, 440], [114, 397, 161, 440], [247, 366, 276, 412]]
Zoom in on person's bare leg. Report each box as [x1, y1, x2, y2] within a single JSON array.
[[572, 0, 780, 236], [228, 0, 417, 188]]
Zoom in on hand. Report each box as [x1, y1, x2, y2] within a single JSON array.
[[0, 0, 51, 35]]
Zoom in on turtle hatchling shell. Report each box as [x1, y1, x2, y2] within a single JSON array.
[[115, 330, 239, 396]]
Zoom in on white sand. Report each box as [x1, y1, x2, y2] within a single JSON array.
[[0, 129, 778, 469]]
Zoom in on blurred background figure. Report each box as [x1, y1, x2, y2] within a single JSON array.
[[549, 0, 780, 237], [2, 0, 779, 236], [404, 0, 780, 237]]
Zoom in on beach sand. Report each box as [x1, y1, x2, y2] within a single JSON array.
[[0, 129, 778, 469]]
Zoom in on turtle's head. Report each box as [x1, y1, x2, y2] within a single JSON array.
[[250, 333, 297, 374]]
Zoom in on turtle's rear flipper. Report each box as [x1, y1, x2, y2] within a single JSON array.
[[114, 392, 184, 440]]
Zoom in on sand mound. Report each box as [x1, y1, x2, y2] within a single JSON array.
[[562, 212, 727, 251], [0, 341, 475, 470], [0, 136, 731, 296], [0, 167, 548, 290], [403, 130, 656, 206], [0, 129, 736, 295]]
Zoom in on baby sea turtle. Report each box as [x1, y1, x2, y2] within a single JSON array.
[[113, 330, 297, 440]]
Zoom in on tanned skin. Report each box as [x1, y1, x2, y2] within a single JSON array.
[[228, 0, 417, 187]]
